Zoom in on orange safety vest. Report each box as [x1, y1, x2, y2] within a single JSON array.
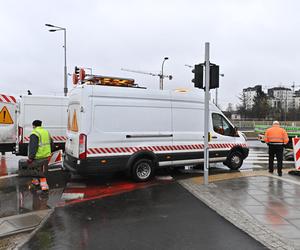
[[264, 125, 289, 144]]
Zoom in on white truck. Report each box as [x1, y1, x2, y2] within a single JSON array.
[[64, 73, 249, 182], [0, 93, 68, 155], [16, 95, 68, 155]]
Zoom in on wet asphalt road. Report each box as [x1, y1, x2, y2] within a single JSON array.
[[21, 182, 266, 250]]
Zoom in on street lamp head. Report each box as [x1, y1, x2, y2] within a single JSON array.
[[48, 29, 57, 32], [45, 24, 54, 27], [164, 57, 169, 60]]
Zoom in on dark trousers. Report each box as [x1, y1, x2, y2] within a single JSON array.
[[268, 144, 284, 174], [29, 159, 49, 178]]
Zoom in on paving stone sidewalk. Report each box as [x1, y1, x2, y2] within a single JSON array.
[[180, 174, 300, 250]]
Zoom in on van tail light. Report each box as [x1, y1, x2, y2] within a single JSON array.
[[79, 133, 87, 159], [18, 126, 23, 144]]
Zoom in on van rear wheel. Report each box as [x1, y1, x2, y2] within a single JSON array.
[[226, 151, 243, 170], [131, 159, 154, 182]]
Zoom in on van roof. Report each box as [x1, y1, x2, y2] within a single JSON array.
[[70, 84, 220, 111]]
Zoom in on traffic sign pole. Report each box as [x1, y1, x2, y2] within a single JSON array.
[[204, 42, 210, 185]]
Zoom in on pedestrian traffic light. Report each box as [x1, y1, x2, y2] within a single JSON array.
[[209, 64, 219, 89], [74, 66, 80, 75], [192, 64, 204, 89]]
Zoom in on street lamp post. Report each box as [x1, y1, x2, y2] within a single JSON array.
[[160, 57, 169, 90], [45, 24, 68, 97]]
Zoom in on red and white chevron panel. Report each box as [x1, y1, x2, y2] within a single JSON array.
[[292, 138, 300, 170], [0, 94, 16, 103], [51, 136, 68, 142], [24, 136, 67, 142], [87, 143, 247, 156], [48, 150, 63, 166]]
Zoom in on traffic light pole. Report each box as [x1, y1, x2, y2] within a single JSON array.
[[204, 42, 210, 185]]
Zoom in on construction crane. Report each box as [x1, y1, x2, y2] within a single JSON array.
[[121, 68, 172, 90]]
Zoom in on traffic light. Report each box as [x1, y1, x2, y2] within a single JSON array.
[[74, 66, 80, 75], [192, 64, 204, 89], [209, 64, 219, 89]]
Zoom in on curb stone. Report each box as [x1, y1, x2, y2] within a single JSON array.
[[15, 209, 54, 250]]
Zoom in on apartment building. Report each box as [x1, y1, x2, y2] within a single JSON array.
[[242, 85, 262, 109], [241, 85, 300, 110], [267, 87, 293, 111]]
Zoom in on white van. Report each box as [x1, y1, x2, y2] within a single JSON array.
[[16, 95, 68, 156], [64, 75, 249, 181], [0, 93, 17, 153]]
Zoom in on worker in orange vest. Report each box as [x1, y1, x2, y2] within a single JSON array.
[[264, 121, 289, 176]]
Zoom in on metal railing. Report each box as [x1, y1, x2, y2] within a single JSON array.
[[232, 120, 300, 131]]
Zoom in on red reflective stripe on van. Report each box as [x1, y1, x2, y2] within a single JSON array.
[[94, 148, 102, 154], [85, 143, 248, 155], [89, 148, 96, 154], [114, 148, 121, 153], [109, 148, 116, 153]]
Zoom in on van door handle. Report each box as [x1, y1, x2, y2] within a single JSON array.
[[212, 136, 218, 139]]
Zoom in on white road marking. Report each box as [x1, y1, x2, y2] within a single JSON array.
[[61, 193, 84, 200]]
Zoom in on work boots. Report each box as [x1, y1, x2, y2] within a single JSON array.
[[29, 178, 49, 192], [39, 178, 49, 191]]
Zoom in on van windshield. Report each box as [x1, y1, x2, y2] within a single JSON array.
[[212, 113, 235, 136]]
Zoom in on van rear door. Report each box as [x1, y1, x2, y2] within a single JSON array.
[[66, 101, 81, 158]]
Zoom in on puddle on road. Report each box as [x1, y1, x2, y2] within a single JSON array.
[[0, 170, 69, 218]]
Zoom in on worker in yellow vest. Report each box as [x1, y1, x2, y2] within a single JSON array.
[[27, 120, 52, 191]]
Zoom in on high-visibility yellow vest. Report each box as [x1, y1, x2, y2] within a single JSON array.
[[31, 127, 51, 159]]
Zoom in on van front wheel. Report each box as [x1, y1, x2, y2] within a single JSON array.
[[131, 159, 154, 182], [226, 151, 243, 170]]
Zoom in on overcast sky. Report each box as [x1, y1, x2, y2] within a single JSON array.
[[1, 0, 299, 109]]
